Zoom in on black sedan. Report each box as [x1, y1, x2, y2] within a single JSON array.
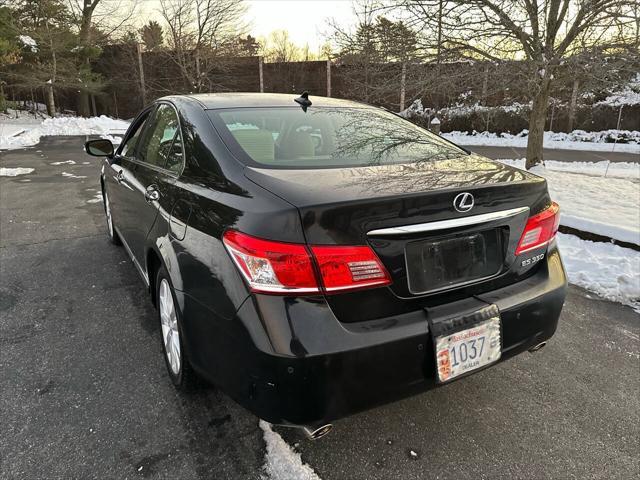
[[85, 93, 566, 439]]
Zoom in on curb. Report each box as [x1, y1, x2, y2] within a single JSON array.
[[559, 225, 640, 252]]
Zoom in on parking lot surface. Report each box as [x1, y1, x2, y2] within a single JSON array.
[[464, 145, 639, 163], [1, 137, 638, 479]]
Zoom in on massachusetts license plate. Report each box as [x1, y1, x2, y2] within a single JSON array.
[[435, 317, 501, 383]]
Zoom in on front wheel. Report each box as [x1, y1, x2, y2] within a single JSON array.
[[156, 266, 198, 390]]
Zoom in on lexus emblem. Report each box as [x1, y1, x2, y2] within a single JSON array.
[[453, 192, 474, 212]]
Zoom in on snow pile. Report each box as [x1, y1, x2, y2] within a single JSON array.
[[100, 134, 124, 145], [596, 73, 640, 107], [546, 129, 640, 145], [498, 160, 640, 245], [443, 130, 640, 153], [0, 109, 46, 138], [443, 102, 530, 118], [557, 233, 640, 310], [400, 98, 427, 118], [0, 115, 130, 150], [401, 98, 530, 119], [259, 421, 321, 480], [498, 158, 640, 180], [19, 35, 38, 53], [0, 167, 34, 177]]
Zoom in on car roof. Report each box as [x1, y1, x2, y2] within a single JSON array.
[[160, 92, 374, 110]]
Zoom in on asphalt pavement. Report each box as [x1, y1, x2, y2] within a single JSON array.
[[465, 145, 639, 163], [1, 136, 639, 480]]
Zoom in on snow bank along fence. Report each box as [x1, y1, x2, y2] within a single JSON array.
[[9, 44, 639, 134]]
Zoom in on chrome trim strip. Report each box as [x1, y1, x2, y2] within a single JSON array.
[[367, 206, 530, 236]]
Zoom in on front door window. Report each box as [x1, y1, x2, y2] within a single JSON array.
[[137, 104, 182, 170]]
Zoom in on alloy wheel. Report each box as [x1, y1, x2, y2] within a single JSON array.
[[159, 278, 181, 375]]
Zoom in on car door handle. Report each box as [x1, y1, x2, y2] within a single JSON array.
[[145, 186, 160, 203], [115, 170, 125, 183]]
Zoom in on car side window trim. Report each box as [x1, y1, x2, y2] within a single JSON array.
[[133, 104, 161, 164], [125, 156, 180, 178], [116, 107, 154, 157], [162, 108, 185, 175], [132, 101, 185, 176]]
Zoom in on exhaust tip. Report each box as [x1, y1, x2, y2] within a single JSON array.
[[303, 424, 333, 440], [528, 341, 547, 353]]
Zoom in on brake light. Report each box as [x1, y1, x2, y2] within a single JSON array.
[[222, 230, 318, 293], [311, 245, 392, 292], [515, 202, 560, 255], [222, 231, 391, 295]]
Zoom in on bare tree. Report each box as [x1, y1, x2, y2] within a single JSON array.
[[261, 30, 301, 62], [159, 0, 246, 93], [395, 0, 637, 168], [329, 0, 420, 109]]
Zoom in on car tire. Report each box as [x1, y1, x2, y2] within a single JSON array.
[[103, 190, 122, 246], [156, 266, 199, 390]]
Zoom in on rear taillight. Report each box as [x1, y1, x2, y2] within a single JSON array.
[[222, 231, 391, 295], [515, 202, 560, 255], [311, 245, 392, 293], [222, 230, 318, 293]]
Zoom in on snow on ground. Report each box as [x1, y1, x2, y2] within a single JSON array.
[[0, 109, 46, 138], [61, 171, 87, 179], [259, 421, 321, 480], [498, 159, 639, 180], [19, 35, 38, 53], [87, 192, 103, 204], [0, 115, 129, 150], [444, 130, 640, 153], [596, 73, 640, 107], [557, 233, 640, 311], [100, 133, 124, 145], [0, 167, 34, 176], [498, 159, 640, 245]]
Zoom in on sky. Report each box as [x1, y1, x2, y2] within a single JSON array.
[[246, 0, 356, 51], [136, 0, 357, 52]]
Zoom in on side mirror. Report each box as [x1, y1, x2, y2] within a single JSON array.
[[85, 138, 114, 157]]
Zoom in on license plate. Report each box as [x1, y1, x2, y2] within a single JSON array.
[[405, 229, 503, 295], [435, 317, 501, 383]]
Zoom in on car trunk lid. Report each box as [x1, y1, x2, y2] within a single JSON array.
[[244, 154, 551, 317]]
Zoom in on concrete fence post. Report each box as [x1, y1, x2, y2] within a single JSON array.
[[612, 105, 623, 153], [259, 56, 264, 93], [112, 91, 119, 118], [326, 59, 332, 97], [430, 117, 441, 134], [136, 43, 147, 107], [400, 62, 406, 112]]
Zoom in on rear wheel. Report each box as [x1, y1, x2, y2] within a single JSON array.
[[103, 190, 121, 245], [156, 266, 198, 390]]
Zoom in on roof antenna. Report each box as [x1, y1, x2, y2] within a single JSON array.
[[294, 91, 312, 112]]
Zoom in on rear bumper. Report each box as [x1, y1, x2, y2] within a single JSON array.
[[181, 244, 567, 425]]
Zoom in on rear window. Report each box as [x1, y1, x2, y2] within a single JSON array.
[[207, 107, 467, 169]]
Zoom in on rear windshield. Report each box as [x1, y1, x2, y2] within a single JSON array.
[[207, 107, 467, 169]]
